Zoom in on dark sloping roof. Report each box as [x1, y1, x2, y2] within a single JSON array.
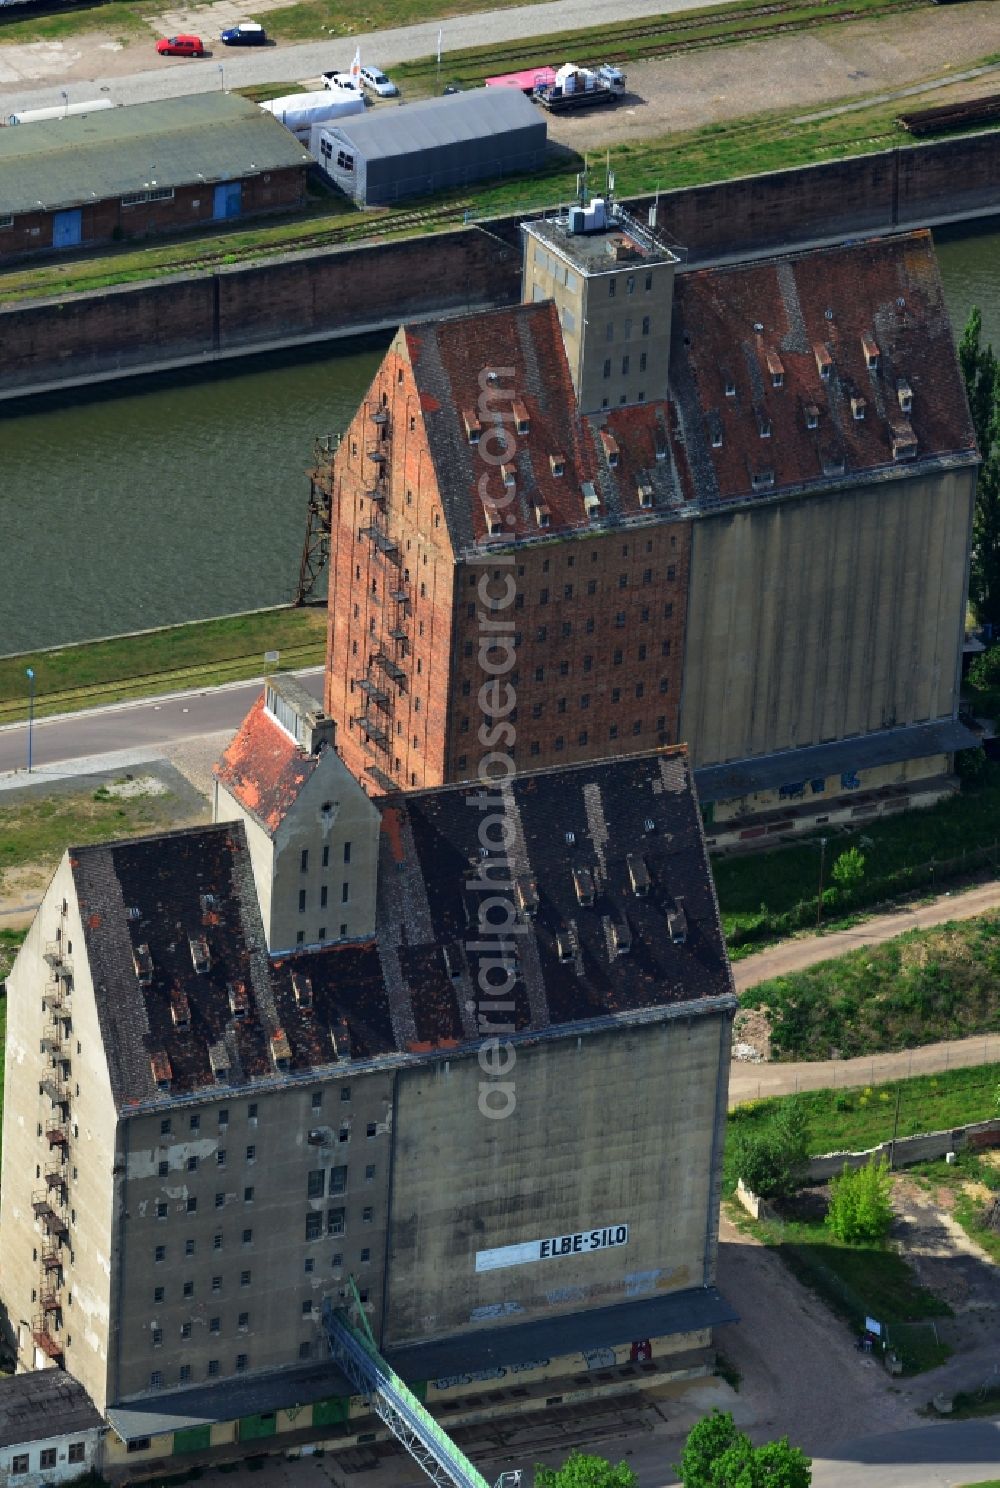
[[0, 1372, 102, 1448], [405, 304, 687, 554], [106, 1360, 351, 1440], [214, 694, 320, 835], [669, 229, 978, 506], [71, 746, 732, 1107], [321, 87, 541, 161], [0, 93, 310, 215], [695, 718, 978, 804]]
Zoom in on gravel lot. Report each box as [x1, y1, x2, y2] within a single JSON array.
[[546, 3, 1000, 150]]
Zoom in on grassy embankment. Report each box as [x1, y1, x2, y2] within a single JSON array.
[[0, 2, 973, 301], [740, 912, 1000, 1060], [0, 607, 326, 725], [726, 1065, 1000, 1373], [713, 764, 1000, 954]]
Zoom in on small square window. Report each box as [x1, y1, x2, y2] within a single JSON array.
[[158, 1160, 168, 1177], [186, 1197, 197, 1214], [361, 1247, 371, 1263], [248, 1103, 258, 1121], [246, 1145, 256, 1163], [154, 1286, 164, 1303], [217, 1149, 227, 1168], [160, 1119, 171, 1136], [215, 1192, 225, 1209], [156, 1201, 168, 1219], [239, 1311, 249, 1329], [242, 1228, 253, 1246], [11, 1456, 29, 1476], [179, 1365, 191, 1383], [185, 1239, 195, 1256], [304, 1258, 315, 1274], [299, 1340, 312, 1359], [218, 1108, 229, 1127], [212, 1276, 222, 1293], [181, 1322, 192, 1339], [213, 1233, 223, 1251], [155, 1246, 166, 1263], [236, 1354, 248, 1372], [210, 1317, 221, 1335], [311, 1092, 323, 1110], [241, 1270, 251, 1287], [190, 1115, 200, 1133], [366, 1122, 377, 1138], [302, 1299, 313, 1316], [183, 1281, 194, 1298], [152, 1327, 163, 1346], [150, 1371, 163, 1390], [362, 1206, 374, 1224], [208, 1360, 220, 1378], [68, 1444, 86, 1465], [244, 1186, 254, 1203], [365, 1164, 375, 1181]]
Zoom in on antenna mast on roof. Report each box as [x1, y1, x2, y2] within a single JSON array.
[[576, 160, 588, 207]]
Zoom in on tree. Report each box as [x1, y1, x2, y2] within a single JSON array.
[[534, 1454, 637, 1488], [826, 1156, 894, 1244], [830, 846, 865, 892], [960, 308, 1000, 627], [677, 1409, 811, 1488], [731, 1100, 810, 1200]]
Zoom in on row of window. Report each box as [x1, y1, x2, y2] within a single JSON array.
[[11, 1445, 86, 1474], [156, 1186, 255, 1217], [149, 1355, 250, 1388], [603, 352, 650, 379], [300, 843, 351, 872], [157, 1089, 352, 1140], [307, 1162, 376, 1198], [152, 1312, 248, 1343], [604, 316, 653, 340], [299, 883, 350, 912], [454, 717, 671, 772], [464, 571, 676, 621], [460, 603, 675, 660], [295, 925, 348, 944], [153, 1232, 254, 1262], [608, 272, 655, 296], [304, 1205, 374, 1240], [459, 638, 672, 695], [154, 1272, 252, 1301], [471, 540, 677, 576]]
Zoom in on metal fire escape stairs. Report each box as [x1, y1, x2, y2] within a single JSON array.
[[352, 403, 409, 794], [34, 917, 74, 1363], [296, 433, 338, 606], [323, 1279, 516, 1488]]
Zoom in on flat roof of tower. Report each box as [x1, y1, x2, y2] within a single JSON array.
[[524, 206, 679, 275]]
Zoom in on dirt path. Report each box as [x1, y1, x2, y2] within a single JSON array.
[[729, 1032, 1000, 1106], [547, 3, 1000, 149], [733, 881, 1000, 995]]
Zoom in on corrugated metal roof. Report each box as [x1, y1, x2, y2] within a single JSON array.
[[0, 92, 311, 215], [327, 86, 542, 161]]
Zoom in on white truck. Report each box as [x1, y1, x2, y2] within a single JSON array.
[[533, 62, 626, 112]]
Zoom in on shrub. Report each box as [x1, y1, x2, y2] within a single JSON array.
[[831, 845, 865, 891], [827, 1157, 894, 1244], [731, 1100, 810, 1200]]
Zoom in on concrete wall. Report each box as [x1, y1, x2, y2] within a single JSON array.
[[807, 1116, 1000, 1183], [112, 1071, 393, 1404], [382, 1011, 731, 1349], [678, 467, 976, 767], [3, 130, 999, 397]]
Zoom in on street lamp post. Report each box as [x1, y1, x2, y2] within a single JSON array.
[[26, 667, 35, 773], [815, 835, 828, 930]]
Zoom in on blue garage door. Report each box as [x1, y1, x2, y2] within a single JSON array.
[[213, 181, 242, 221], [53, 209, 82, 248]]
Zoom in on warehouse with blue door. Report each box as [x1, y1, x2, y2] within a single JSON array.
[[0, 93, 310, 263], [312, 87, 547, 205]]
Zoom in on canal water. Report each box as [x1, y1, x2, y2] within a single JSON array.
[[1, 222, 998, 656]]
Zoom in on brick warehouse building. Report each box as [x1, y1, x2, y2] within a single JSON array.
[[0, 94, 309, 262], [322, 211, 978, 837], [1, 677, 736, 1469]]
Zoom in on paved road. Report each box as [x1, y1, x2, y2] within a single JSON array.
[[729, 1031, 1000, 1106], [0, 669, 323, 785], [810, 1419, 1000, 1488], [0, 0, 726, 112]]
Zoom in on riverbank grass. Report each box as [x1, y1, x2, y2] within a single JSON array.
[[0, 607, 326, 724]]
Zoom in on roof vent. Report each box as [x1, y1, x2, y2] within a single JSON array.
[[627, 853, 651, 896], [891, 421, 918, 461], [600, 430, 620, 467], [564, 830, 576, 845], [814, 344, 832, 380], [270, 1028, 292, 1072], [643, 816, 656, 834], [126, 905, 141, 922], [582, 482, 601, 518], [765, 350, 784, 388], [722, 369, 736, 398], [824, 308, 834, 321], [512, 399, 530, 436], [199, 892, 218, 913], [150, 1050, 172, 1091], [515, 875, 540, 917], [462, 409, 482, 445], [133, 943, 153, 987], [228, 981, 249, 1021], [208, 1042, 229, 1083], [482, 499, 504, 537], [170, 992, 191, 1031], [189, 935, 211, 974], [572, 866, 596, 907], [756, 411, 771, 440], [862, 335, 879, 372], [292, 971, 313, 1010], [668, 899, 688, 945], [654, 430, 668, 463], [821, 446, 845, 477], [611, 919, 632, 957], [534, 502, 551, 529], [751, 467, 775, 492], [896, 378, 913, 414], [707, 412, 723, 449]]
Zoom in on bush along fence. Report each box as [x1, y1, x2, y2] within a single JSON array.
[[726, 841, 1000, 952]]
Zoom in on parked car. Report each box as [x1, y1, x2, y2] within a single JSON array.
[[322, 71, 363, 94], [359, 64, 398, 97], [220, 21, 268, 44], [442, 83, 462, 95], [156, 34, 206, 55]]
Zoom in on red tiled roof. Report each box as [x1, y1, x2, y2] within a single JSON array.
[[214, 695, 319, 835], [670, 230, 977, 503], [405, 302, 683, 549]]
